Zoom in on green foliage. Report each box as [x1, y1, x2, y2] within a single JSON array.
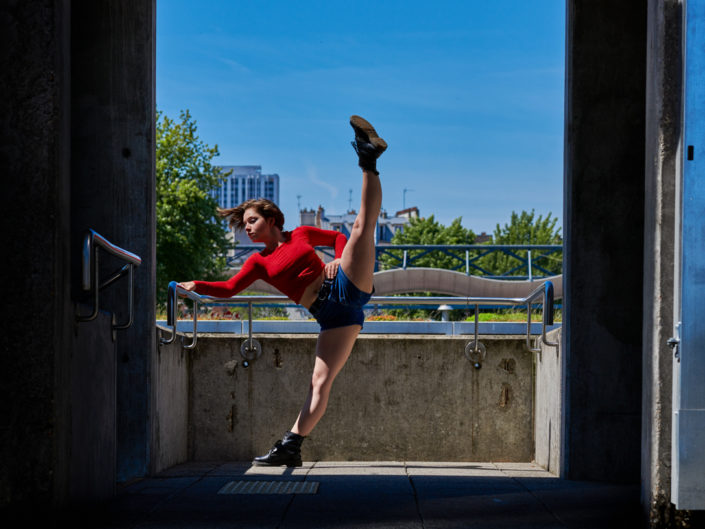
[[156, 109, 230, 302], [377, 215, 475, 320], [478, 209, 562, 277], [373, 211, 561, 320], [379, 215, 475, 271]]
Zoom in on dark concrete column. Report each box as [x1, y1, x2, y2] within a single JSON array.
[[0, 0, 73, 510], [642, 1, 682, 524], [563, 0, 646, 482], [70, 0, 156, 483]]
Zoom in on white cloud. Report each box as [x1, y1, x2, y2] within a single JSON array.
[[305, 164, 338, 200]]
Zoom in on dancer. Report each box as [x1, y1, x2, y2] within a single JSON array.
[[178, 115, 386, 466]]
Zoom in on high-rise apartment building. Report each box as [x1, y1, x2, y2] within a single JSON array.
[[214, 165, 279, 209]]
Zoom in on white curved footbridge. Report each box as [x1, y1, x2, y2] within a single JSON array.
[[248, 267, 562, 299]]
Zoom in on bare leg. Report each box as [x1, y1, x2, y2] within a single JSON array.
[[339, 168, 382, 294], [291, 324, 361, 436]]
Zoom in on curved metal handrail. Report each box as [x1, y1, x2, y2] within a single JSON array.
[[159, 280, 558, 353], [76, 229, 142, 332], [524, 280, 558, 352]]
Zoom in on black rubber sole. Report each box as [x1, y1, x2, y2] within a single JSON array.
[[350, 115, 387, 153], [252, 460, 303, 467]]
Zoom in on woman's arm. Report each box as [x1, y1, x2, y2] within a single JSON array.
[[296, 226, 347, 258], [180, 255, 263, 298]]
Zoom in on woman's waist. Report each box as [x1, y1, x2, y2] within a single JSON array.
[[299, 271, 326, 310]]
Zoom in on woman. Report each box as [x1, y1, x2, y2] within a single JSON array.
[[179, 115, 386, 466]]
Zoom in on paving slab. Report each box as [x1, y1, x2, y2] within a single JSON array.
[[91, 461, 640, 529]]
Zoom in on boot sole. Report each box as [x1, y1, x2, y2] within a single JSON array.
[[252, 460, 302, 467], [350, 115, 387, 154]]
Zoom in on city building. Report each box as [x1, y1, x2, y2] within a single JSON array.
[[299, 205, 413, 243], [214, 165, 280, 245], [475, 232, 492, 244], [213, 165, 279, 210], [394, 206, 420, 220]]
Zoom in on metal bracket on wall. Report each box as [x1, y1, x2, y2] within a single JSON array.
[[668, 322, 681, 362]]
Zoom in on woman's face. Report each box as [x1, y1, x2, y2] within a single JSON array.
[[243, 207, 273, 242]]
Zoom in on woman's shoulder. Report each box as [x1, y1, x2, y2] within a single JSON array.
[[291, 225, 324, 236], [289, 226, 310, 239]]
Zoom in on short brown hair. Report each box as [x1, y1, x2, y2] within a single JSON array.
[[218, 198, 285, 232]]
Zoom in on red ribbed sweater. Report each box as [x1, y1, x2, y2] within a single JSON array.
[[192, 226, 347, 304]]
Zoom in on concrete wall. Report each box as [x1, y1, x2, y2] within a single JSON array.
[[70, 0, 157, 484], [563, 0, 646, 482], [1, 0, 73, 510], [151, 332, 189, 474], [69, 310, 117, 501], [642, 0, 682, 525], [0, 0, 155, 513], [184, 334, 534, 462], [534, 327, 563, 475]]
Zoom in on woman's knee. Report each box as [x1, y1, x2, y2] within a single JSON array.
[[351, 217, 366, 234], [310, 369, 332, 395]]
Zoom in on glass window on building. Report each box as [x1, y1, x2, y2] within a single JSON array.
[[248, 178, 257, 199]]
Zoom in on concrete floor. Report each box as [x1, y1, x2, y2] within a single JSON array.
[[85, 461, 642, 529]]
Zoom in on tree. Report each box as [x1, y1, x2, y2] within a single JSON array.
[[377, 216, 475, 321], [480, 209, 562, 277], [156, 109, 230, 302], [379, 215, 476, 271]]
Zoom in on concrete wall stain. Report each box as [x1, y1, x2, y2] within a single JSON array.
[[500, 384, 512, 409], [499, 358, 516, 374]]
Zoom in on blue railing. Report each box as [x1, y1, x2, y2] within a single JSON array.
[[226, 244, 563, 280]]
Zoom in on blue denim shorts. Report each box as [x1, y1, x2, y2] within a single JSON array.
[[308, 266, 373, 331]]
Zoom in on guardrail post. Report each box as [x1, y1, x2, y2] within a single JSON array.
[[159, 281, 178, 345]]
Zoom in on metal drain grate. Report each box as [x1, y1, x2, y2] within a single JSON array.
[[218, 480, 319, 495]]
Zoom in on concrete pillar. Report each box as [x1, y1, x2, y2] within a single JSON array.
[[563, 0, 646, 482], [0, 0, 73, 510], [0, 0, 155, 514], [642, 1, 682, 524], [70, 0, 156, 483]]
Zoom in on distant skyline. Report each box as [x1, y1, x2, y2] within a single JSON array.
[[157, 1, 565, 235]]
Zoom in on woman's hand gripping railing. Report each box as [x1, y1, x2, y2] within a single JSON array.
[[76, 229, 142, 333], [525, 280, 558, 353], [160, 281, 199, 349], [159, 283, 290, 352]]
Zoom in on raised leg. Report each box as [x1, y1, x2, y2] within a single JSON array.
[[340, 116, 386, 293], [339, 169, 381, 293]]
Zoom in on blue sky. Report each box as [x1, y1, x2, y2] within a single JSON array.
[[157, 0, 565, 235]]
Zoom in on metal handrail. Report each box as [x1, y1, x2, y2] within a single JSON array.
[[159, 280, 558, 354], [76, 229, 142, 332], [227, 243, 563, 279]]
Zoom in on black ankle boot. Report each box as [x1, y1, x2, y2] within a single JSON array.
[[252, 431, 304, 467], [350, 115, 387, 174]]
